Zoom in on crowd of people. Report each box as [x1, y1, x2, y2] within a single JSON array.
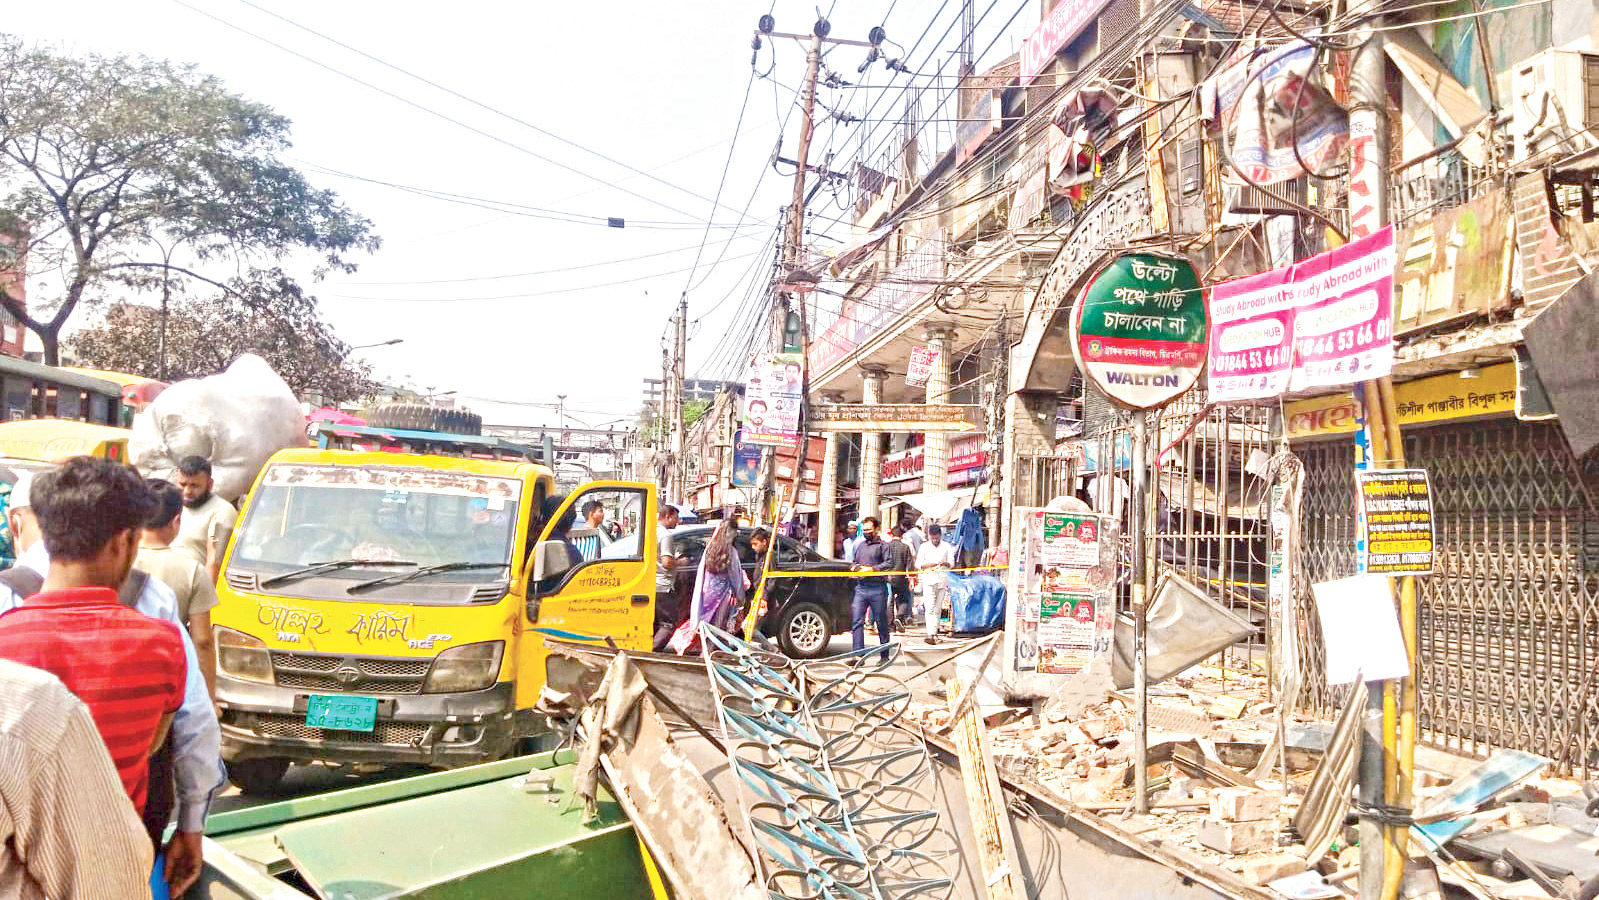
[[0, 455, 234, 900]]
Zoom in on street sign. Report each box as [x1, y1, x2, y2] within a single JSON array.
[[807, 403, 981, 432], [1070, 253, 1207, 410]]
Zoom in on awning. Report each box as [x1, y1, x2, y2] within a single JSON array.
[[887, 487, 980, 522], [1385, 28, 1489, 165]]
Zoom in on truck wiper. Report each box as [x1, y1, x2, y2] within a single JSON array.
[[258, 558, 417, 589], [345, 562, 511, 594]]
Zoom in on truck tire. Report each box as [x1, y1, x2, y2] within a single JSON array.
[[228, 757, 290, 795], [366, 402, 483, 436], [776, 601, 832, 659]]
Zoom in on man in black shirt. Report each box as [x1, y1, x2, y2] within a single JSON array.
[[849, 517, 893, 653], [885, 526, 916, 628]]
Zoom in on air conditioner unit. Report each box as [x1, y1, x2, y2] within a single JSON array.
[[1228, 177, 1308, 215], [1512, 49, 1599, 161]]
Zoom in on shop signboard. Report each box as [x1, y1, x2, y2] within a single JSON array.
[[741, 353, 804, 447], [1209, 225, 1397, 401], [1071, 253, 1208, 410], [1020, 0, 1112, 84], [1283, 361, 1517, 440], [1356, 469, 1435, 576], [808, 403, 981, 433]]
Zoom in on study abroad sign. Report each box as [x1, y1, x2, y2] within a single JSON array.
[[1070, 253, 1207, 410]]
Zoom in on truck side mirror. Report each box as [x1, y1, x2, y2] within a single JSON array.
[[531, 541, 574, 583]]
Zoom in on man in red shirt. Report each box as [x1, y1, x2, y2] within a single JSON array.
[[0, 457, 185, 819]]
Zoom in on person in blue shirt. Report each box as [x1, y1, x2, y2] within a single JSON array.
[[848, 517, 894, 654]]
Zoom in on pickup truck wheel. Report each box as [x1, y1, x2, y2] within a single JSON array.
[[777, 602, 831, 659], [228, 758, 289, 795]]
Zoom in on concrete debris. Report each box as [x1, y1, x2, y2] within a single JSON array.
[[1242, 852, 1308, 885], [1210, 786, 1283, 822], [1195, 817, 1281, 854]]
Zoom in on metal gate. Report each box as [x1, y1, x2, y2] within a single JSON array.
[[1296, 420, 1599, 774]]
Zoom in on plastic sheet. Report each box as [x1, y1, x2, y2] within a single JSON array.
[[131, 354, 306, 502], [948, 573, 1005, 633]]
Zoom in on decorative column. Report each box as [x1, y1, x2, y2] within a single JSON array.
[[859, 365, 887, 523], [921, 324, 956, 493], [816, 391, 844, 558]]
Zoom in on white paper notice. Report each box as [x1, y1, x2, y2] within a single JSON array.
[[1311, 574, 1411, 684]]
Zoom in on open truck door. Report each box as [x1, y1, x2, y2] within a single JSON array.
[[515, 483, 656, 711]]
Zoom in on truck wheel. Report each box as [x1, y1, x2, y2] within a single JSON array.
[[227, 758, 290, 795], [777, 602, 832, 659], [366, 402, 483, 436]]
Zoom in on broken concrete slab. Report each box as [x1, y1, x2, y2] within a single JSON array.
[[1242, 852, 1307, 885], [1210, 787, 1283, 823], [1195, 817, 1280, 854]]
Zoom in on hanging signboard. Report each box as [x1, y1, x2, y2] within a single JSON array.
[[1209, 225, 1397, 402], [1201, 40, 1350, 187], [906, 346, 939, 388], [741, 353, 804, 447], [1070, 253, 1208, 410], [729, 431, 762, 487], [1356, 469, 1435, 576]]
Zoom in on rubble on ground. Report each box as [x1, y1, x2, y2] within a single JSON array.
[[906, 659, 1597, 899]]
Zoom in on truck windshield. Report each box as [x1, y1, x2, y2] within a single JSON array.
[[230, 465, 521, 585]]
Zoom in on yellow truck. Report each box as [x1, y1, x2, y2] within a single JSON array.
[[210, 424, 656, 793]]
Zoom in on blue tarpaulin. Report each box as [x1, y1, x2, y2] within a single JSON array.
[[949, 573, 1005, 633]]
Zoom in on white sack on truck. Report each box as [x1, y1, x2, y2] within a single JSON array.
[[131, 354, 305, 502]]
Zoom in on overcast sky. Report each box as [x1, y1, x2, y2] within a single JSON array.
[[6, 0, 1037, 429]]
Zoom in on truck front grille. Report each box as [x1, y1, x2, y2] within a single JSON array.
[[269, 651, 430, 694]]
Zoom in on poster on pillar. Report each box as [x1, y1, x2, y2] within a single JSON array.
[[1004, 508, 1117, 692], [1071, 253, 1208, 410], [905, 346, 939, 388], [741, 352, 804, 447]]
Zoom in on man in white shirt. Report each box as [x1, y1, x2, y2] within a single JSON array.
[[173, 456, 237, 581], [915, 524, 957, 643]]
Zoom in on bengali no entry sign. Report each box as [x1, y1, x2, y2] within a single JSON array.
[[1071, 253, 1208, 410]]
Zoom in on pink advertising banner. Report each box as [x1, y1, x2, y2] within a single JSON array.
[[1207, 226, 1396, 402], [1020, 0, 1111, 84]]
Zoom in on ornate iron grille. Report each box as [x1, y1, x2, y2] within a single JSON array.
[[1296, 421, 1599, 775]]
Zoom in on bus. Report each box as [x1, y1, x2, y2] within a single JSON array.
[[0, 356, 126, 425]]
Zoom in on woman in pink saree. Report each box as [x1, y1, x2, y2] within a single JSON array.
[[669, 519, 747, 655]]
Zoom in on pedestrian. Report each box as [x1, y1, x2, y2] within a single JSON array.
[[902, 517, 925, 555], [572, 500, 606, 561], [668, 519, 746, 654], [0, 463, 223, 898], [0, 657, 155, 900], [651, 503, 683, 651], [848, 516, 893, 654], [136, 479, 219, 698], [841, 519, 861, 562], [885, 525, 916, 627], [915, 524, 957, 644], [172, 456, 237, 581], [0, 458, 193, 894]]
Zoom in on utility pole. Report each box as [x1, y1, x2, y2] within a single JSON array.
[[1346, 1, 1409, 896], [670, 295, 688, 503]]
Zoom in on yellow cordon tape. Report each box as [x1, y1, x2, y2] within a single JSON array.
[[740, 565, 1008, 640]]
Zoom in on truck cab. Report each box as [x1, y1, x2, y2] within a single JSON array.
[[210, 424, 656, 793]]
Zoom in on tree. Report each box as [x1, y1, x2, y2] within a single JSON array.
[[67, 268, 375, 403], [0, 38, 378, 363]]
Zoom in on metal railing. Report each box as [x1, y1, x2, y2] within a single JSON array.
[[1392, 147, 1490, 229]]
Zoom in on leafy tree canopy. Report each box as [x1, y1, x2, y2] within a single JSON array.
[[67, 268, 375, 404], [0, 37, 378, 362]]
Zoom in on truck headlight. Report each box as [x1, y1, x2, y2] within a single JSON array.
[[215, 627, 274, 684], [423, 641, 504, 693]]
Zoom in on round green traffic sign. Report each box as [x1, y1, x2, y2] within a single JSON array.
[[1070, 252, 1207, 410]]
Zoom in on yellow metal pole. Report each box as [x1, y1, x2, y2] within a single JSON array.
[[1376, 375, 1419, 900]]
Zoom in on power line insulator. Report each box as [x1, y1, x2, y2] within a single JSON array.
[[758, 14, 775, 34], [813, 18, 831, 37], [868, 26, 887, 46]]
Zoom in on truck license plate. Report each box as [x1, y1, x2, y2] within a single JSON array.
[[305, 695, 378, 732]]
